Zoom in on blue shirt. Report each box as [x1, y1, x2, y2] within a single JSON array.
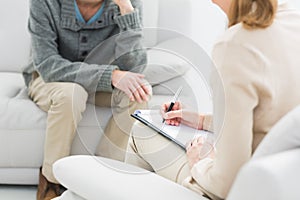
[[74, 0, 106, 25]]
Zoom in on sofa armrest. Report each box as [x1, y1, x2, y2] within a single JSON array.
[[53, 155, 206, 200], [227, 149, 300, 200]]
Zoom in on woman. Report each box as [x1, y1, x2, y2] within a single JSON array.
[[125, 0, 300, 199], [23, 0, 150, 199]]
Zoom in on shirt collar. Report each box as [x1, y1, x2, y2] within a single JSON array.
[[60, 0, 118, 31]]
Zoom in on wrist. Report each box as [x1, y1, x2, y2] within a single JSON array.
[[111, 70, 120, 87], [119, 4, 134, 15]]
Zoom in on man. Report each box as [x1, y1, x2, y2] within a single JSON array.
[[22, 0, 150, 199]]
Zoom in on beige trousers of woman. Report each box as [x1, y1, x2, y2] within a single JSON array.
[[125, 121, 191, 184], [126, 121, 221, 199], [28, 76, 147, 183]]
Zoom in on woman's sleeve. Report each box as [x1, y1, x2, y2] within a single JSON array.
[[190, 41, 266, 199], [113, 0, 147, 73], [203, 114, 213, 132], [29, 0, 119, 93]]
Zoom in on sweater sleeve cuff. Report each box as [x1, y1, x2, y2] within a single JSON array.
[[190, 158, 214, 188], [97, 65, 119, 92], [203, 114, 213, 132], [114, 9, 142, 31], [191, 158, 224, 200]]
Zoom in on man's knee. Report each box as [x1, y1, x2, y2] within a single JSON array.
[[51, 82, 88, 112], [111, 88, 151, 109]]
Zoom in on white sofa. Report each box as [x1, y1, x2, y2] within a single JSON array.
[[0, 0, 225, 185]]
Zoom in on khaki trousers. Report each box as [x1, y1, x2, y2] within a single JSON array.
[[126, 122, 212, 198], [125, 121, 191, 184], [28, 76, 147, 183]]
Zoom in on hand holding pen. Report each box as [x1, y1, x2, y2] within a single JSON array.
[[162, 101, 183, 126], [161, 86, 205, 130], [162, 86, 183, 124]]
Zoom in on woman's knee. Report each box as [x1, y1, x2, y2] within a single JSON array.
[[131, 121, 158, 143]]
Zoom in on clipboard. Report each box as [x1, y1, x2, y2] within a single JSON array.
[[131, 110, 208, 151]]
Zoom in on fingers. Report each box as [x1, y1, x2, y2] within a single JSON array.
[[136, 79, 151, 101], [160, 102, 181, 116], [131, 78, 150, 103], [161, 101, 181, 112], [165, 118, 181, 126], [125, 87, 135, 102], [137, 73, 145, 78], [186, 136, 204, 151], [161, 104, 169, 114], [137, 87, 148, 102], [160, 102, 182, 125], [173, 101, 181, 110], [112, 71, 148, 102], [116, 72, 149, 103], [141, 83, 152, 96], [131, 85, 145, 103], [163, 110, 182, 126], [164, 110, 182, 120]]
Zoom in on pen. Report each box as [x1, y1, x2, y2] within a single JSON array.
[[162, 86, 183, 123]]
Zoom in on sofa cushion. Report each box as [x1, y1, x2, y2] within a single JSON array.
[[0, 73, 45, 130], [144, 37, 191, 87]]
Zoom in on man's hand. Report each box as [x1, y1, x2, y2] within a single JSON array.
[[112, 70, 151, 103], [113, 0, 134, 15]]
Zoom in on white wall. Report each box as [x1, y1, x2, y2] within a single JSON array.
[[190, 0, 227, 54], [142, 0, 227, 55], [290, 0, 300, 9]]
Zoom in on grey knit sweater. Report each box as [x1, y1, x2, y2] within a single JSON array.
[[22, 0, 146, 93]]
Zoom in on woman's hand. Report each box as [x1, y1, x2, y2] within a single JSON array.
[[112, 70, 152, 103], [186, 136, 215, 169], [113, 0, 134, 15], [161, 102, 204, 129]]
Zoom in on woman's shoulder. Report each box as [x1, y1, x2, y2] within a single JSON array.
[[215, 23, 253, 46]]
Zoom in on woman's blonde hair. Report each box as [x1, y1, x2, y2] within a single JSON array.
[[228, 0, 278, 29]]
